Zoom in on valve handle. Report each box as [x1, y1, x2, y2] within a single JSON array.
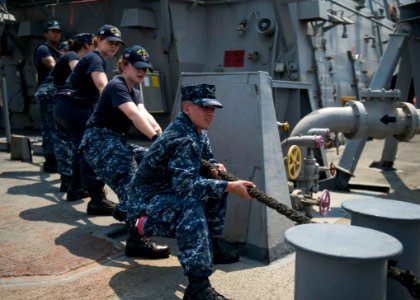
[[285, 145, 302, 180], [319, 189, 331, 216]]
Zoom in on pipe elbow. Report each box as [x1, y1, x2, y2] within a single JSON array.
[[290, 105, 362, 137]]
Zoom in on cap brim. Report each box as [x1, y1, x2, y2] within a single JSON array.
[[48, 26, 62, 31], [132, 61, 153, 72], [106, 36, 125, 45], [199, 98, 223, 108]]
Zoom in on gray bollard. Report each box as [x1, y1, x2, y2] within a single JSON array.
[[342, 197, 420, 300], [285, 223, 402, 300], [10, 134, 33, 162]]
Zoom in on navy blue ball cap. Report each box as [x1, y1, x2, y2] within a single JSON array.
[[58, 41, 68, 50], [122, 45, 153, 71], [73, 33, 94, 44], [181, 84, 223, 108], [97, 24, 124, 44], [44, 20, 62, 32]]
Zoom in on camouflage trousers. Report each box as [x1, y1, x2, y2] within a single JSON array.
[[80, 127, 148, 212], [130, 193, 228, 277], [36, 84, 73, 175], [36, 83, 57, 157], [53, 126, 74, 176]]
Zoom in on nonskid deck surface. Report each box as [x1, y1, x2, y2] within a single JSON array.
[[0, 135, 419, 299]]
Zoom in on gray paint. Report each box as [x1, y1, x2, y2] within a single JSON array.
[[342, 197, 420, 300], [1, 0, 403, 130], [332, 4, 420, 188], [286, 223, 402, 300]]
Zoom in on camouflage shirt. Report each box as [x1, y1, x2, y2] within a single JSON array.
[[129, 111, 228, 209]]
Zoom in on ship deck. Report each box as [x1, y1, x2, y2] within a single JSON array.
[[0, 134, 419, 299]]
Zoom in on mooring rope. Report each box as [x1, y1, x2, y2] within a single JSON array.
[[200, 159, 313, 225], [388, 260, 420, 299]]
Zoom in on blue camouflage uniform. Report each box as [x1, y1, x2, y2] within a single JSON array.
[[127, 111, 228, 277], [50, 51, 81, 176], [35, 78, 58, 159], [54, 50, 108, 192], [34, 43, 62, 159], [53, 124, 74, 176], [81, 127, 147, 211], [79, 75, 149, 212]]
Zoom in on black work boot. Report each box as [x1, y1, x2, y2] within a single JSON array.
[[43, 155, 57, 173], [183, 276, 228, 300], [112, 206, 127, 222], [125, 228, 170, 259], [86, 187, 116, 216], [212, 238, 240, 265], [66, 176, 89, 201], [67, 188, 89, 201], [60, 175, 72, 192]]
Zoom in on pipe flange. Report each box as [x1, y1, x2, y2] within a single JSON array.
[[359, 88, 401, 102], [290, 189, 305, 210], [394, 102, 419, 141], [343, 101, 367, 140]]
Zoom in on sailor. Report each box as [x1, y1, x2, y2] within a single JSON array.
[[54, 24, 123, 216], [126, 84, 256, 299], [49, 33, 95, 198], [34, 20, 63, 173], [79, 45, 169, 258]]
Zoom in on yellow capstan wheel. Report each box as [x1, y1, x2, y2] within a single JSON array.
[[285, 145, 302, 180]]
